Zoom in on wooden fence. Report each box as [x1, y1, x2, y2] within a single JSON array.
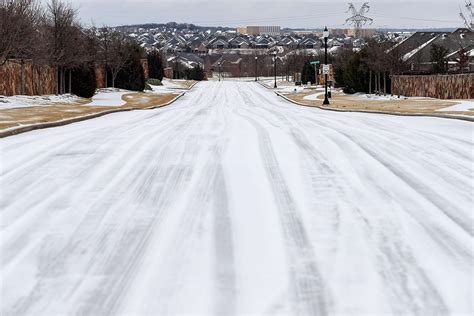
[[391, 74, 474, 99], [0, 59, 56, 96]]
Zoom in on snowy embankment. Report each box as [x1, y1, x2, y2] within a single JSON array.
[[0, 94, 79, 109], [437, 100, 474, 112], [83, 88, 129, 107], [0, 81, 472, 315]]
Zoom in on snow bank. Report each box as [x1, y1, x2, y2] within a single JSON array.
[[84, 88, 130, 107], [0, 94, 79, 109], [161, 79, 187, 90], [303, 92, 325, 100], [437, 101, 474, 112]]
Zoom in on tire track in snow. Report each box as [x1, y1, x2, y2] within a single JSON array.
[[234, 107, 330, 315]]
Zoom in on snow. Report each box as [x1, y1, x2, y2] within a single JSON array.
[[84, 88, 130, 107], [161, 79, 188, 90], [0, 94, 80, 109], [0, 81, 472, 315], [402, 36, 439, 61], [437, 100, 474, 112], [303, 92, 325, 100]]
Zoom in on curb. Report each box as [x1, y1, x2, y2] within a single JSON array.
[[275, 91, 474, 123], [0, 93, 186, 139]]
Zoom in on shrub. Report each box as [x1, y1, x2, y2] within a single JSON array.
[[185, 65, 205, 81], [147, 78, 162, 86], [71, 65, 97, 98]]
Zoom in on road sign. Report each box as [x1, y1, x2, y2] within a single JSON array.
[[310, 61, 320, 65], [322, 64, 330, 75]]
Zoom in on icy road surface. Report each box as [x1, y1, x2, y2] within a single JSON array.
[[1, 81, 473, 315]]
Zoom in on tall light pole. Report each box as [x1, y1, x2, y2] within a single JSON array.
[[273, 51, 277, 89], [255, 56, 258, 81], [323, 27, 330, 105]]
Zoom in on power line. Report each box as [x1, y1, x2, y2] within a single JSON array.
[[371, 13, 460, 24]]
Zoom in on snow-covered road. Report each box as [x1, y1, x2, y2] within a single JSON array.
[[1, 81, 473, 315]]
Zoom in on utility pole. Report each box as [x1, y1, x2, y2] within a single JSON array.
[[255, 56, 258, 81], [345, 2, 373, 38], [323, 27, 330, 105], [218, 61, 222, 81], [273, 51, 277, 88]]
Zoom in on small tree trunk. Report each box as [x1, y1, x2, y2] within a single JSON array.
[[55, 67, 59, 95], [374, 72, 377, 94], [383, 72, 387, 96], [20, 59, 25, 95], [369, 70, 372, 94], [69, 69, 72, 94], [378, 72, 382, 95]]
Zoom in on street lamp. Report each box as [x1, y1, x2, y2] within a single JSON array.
[[323, 27, 330, 105], [273, 51, 277, 89], [255, 56, 259, 81]]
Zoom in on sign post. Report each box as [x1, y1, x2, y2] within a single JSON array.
[[310, 61, 320, 85]]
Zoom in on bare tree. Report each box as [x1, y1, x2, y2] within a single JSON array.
[[0, 0, 41, 65], [41, 0, 82, 94], [108, 31, 134, 88]]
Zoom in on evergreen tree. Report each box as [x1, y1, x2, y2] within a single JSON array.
[[430, 44, 449, 74], [71, 64, 97, 98], [147, 50, 164, 80], [301, 61, 316, 84], [185, 65, 206, 81]]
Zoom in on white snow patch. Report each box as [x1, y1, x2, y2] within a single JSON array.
[[0, 94, 80, 109], [85, 88, 130, 107], [303, 92, 326, 100], [437, 101, 474, 112]]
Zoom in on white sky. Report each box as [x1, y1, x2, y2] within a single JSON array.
[[71, 0, 465, 29]]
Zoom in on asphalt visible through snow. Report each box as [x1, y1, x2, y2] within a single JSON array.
[[1, 81, 473, 315]]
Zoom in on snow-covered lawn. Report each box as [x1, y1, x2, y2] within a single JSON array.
[[1, 81, 472, 315]]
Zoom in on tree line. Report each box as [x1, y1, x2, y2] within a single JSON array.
[[0, 0, 165, 98]]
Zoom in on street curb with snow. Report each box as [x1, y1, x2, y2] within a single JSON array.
[[0, 93, 185, 138], [273, 91, 474, 123]]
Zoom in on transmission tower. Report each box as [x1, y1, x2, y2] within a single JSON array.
[[345, 2, 373, 38], [459, 0, 473, 30]]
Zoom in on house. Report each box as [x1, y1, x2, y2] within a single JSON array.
[[210, 38, 230, 49], [395, 28, 474, 73]]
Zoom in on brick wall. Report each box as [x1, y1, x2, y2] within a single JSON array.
[[0, 59, 56, 96], [392, 74, 474, 99]]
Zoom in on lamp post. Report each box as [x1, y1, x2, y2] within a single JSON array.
[[255, 56, 258, 81], [323, 27, 330, 105], [273, 51, 277, 89]]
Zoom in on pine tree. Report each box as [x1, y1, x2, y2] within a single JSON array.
[[71, 64, 97, 98], [430, 44, 449, 74], [301, 61, 316, 84], [147, 50, 164, 80]]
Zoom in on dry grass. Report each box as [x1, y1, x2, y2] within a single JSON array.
[[282, 91, 474, 117], [0, 92, 181, 130]]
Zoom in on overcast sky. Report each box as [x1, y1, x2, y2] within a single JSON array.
[[71, 0, 465, 29]]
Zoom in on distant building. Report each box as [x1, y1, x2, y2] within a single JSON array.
[[331, 28, 376, 38], [236, 26, 281, 36]]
